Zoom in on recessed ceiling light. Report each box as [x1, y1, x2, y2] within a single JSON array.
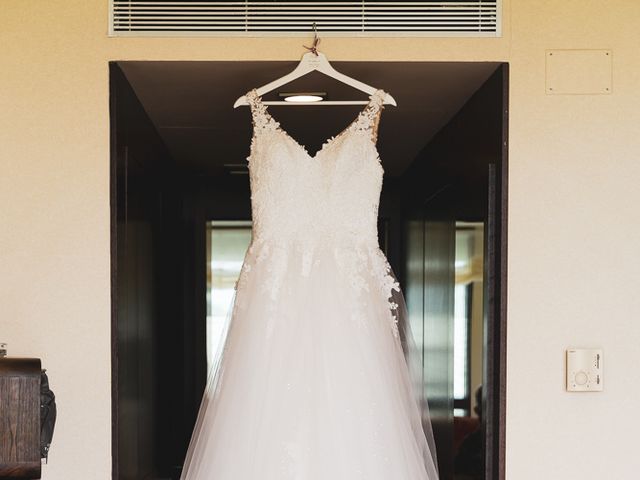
[[279, 92, 326, 103]]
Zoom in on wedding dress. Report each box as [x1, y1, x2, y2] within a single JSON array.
[[180, 88, 440, 480]]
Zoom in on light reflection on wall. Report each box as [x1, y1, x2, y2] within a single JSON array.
[[206, 220, 252, 372]]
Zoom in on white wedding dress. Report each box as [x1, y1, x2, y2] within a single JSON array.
[[180, 88, 440, 480]]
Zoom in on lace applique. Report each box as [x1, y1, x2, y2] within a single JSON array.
[[234, 238, 287, 303], [332, 246, 369, 295], [331, 244, 402, 337], [234, 243, 400, 338], [246, 89, 279, 132], [352, 89, 386, 142], [372, 249, 402, 338]]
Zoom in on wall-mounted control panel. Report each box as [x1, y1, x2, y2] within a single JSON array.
[[566, 349, 603, 392]]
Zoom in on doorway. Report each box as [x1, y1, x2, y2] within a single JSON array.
[[110, 60, 508, 480]]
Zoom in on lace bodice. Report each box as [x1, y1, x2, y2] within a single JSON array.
[[235, 88, 401, 337], [245, 88, 387, 249]]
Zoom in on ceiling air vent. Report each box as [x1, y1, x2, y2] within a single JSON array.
[[109, 1, 501, 37]]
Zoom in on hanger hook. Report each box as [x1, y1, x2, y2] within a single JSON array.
[[303, 22, 321, 56]]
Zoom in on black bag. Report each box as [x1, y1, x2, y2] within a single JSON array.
[[40, 369, 57, 462]]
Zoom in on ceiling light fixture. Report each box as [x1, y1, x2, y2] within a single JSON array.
[[279, 92, 326, 103]]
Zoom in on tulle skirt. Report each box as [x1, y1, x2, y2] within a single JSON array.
[[180, 241, 440, 480]]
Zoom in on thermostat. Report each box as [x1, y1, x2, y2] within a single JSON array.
[[566, 348, 603, 392]]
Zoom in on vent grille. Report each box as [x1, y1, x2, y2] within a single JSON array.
[[109, 1, 501, 37]]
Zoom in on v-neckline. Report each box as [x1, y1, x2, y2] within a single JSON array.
[[251, 88, 383, 159]]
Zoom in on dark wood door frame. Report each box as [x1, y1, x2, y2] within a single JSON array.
[[484, 63, 509, 480], [109, 62, 119, 480]]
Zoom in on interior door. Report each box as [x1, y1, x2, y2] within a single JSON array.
[[483, 162, 506, 480]]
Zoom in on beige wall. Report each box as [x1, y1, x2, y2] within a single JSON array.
[[2, 0, 639, 478]]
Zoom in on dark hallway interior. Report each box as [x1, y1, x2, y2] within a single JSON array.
[[110, 60, 507, 480]]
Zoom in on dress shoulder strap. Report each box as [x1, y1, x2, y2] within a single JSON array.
[[245, 89, 277, 131], [353, 89, 387, 143]]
